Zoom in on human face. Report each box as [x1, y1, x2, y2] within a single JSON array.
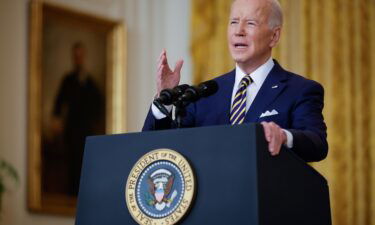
[[228, 0, 280, 73], [72, 46, 86, 69]]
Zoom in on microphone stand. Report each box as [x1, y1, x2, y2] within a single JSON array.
[[174, 97, 188, 128], [153, 99, 178, 127], [163, 80, 218, 128]]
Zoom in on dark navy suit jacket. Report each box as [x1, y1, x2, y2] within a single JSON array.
[[143, 61, 328, 162]]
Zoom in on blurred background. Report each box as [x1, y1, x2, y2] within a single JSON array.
[[0, 0, 374, 224]]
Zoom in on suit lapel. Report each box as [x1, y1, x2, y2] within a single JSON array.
[[245, 61, 289, 123], [216, 70, 235, 124]]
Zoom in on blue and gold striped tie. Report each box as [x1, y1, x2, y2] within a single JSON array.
[[230, 75, 252, 125]]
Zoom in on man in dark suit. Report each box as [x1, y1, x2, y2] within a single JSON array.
[[143, 0, 328, 162], [51, 42, 104, 195]]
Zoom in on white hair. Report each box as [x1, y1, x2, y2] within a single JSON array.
[[268, 0, 283, 29], [231, 0, 284, 29]]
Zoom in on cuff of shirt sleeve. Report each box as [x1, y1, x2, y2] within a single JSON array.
[[282, 129, 294, 149], [151, 102, 173, 120]]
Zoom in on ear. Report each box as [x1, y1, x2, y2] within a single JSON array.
[[269, 27, 281, 48]]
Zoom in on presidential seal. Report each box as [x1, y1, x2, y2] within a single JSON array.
[[125, 149, 195, 225]]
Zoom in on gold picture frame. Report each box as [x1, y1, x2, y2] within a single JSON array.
[[27, 0, 126, 216]]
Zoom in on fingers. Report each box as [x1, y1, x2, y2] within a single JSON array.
[[158, 49, 165, 61], [269, 122, 281, 155], [269, 125, 280, 155], [261, 122, 286, 156], [162, 49, 169, 66], [155, 49, 183, 93], [261, 122, 271, 142], [157, 51, 167, 70], [174, 59, 184, 73]]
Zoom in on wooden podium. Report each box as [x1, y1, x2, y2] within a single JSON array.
[[75, 123, 331, 225]]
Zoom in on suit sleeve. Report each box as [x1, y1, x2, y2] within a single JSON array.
[[142, 103, 196, 131], [288, 81, 328, 162], [142, 106, 174, 131]]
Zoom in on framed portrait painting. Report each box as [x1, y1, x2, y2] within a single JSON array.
[[27, 0, 126, 216]]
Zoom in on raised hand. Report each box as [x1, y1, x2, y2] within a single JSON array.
[[156, 49, 184, 96]]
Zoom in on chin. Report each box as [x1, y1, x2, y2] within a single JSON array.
[[230, 52, 249, 63], [232, 56, 250, 65]]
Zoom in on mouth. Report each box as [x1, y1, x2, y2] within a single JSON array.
[[233, 43, 249, 49]]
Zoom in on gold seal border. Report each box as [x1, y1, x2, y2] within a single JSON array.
[[125, 149, 195, 225]]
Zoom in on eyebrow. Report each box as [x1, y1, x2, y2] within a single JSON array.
[[230, 17, 258, 22], [246, 19, 258, 22]]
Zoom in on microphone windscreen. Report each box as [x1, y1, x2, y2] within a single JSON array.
[[198, 80, 218, 97], [174, 84, 190, 95]]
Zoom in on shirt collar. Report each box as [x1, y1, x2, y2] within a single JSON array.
[[235, 57, 274, 88]]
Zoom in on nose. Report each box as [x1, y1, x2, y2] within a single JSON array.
[[235, 21, 245, 36]]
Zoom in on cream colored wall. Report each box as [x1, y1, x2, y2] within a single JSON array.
[[0, 0, 191, 224]]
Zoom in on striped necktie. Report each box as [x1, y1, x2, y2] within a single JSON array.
[[230, 75, 252, 125]]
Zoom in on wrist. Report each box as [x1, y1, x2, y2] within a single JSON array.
[[282, 130, 287, 145]]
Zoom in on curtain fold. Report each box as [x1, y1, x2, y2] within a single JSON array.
[[191, 0, 375, 224], [191, 0, 233, 84]]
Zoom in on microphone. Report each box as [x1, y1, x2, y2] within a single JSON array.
[[180, 80, 218, 103], [154, 84, 190, 105]]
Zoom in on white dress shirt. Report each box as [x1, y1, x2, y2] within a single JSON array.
[[232, 57, 274, 112]]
